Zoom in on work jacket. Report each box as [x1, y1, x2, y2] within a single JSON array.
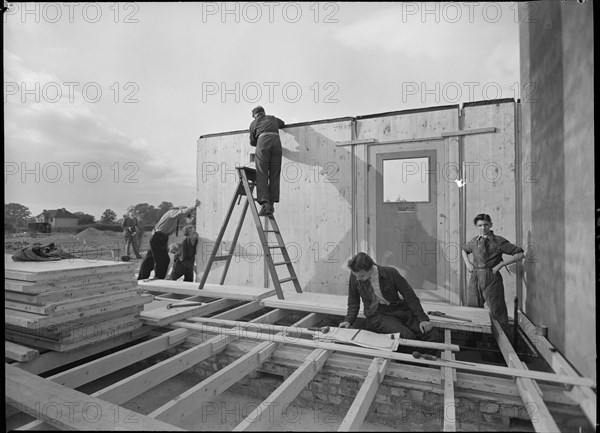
[[343, 265, 429, 326]]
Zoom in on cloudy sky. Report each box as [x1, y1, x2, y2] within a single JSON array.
[[4, 2, 520, 219]]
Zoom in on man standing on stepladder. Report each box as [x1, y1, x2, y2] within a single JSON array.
[[249, 106, 285, 216]]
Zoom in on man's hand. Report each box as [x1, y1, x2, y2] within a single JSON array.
[[339, 321, 351, 329], [466, 263, 474, 273], [419, 321, 433, 334], [492, 263, 503, 274], [194, 199, 201, 207]]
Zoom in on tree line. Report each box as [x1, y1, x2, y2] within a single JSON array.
[[4, 201, 181, 232]]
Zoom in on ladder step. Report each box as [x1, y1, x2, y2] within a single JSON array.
[[213, 255, 232, 261], [273, 261, 291, 266], [267, 245, 285, 249], [263, 230, 280, 233], [278, 277, 297, 284]]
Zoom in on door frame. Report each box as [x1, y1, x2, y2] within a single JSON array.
[[366, 139, 459, 304]]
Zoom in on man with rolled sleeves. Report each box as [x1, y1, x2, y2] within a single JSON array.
[[137, 200, 201, 280], [249, 106, 285, 216]]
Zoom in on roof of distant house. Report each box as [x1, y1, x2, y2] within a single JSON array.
[[37, 208, 79, 219]]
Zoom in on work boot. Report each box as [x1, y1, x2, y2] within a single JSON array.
[[258, 203, 272, 216]]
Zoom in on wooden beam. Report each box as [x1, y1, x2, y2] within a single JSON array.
[[90, 304, 281, 405], [5, 341, 39, 363], [46, 328, 190, 389], [5, 289, 142, 315], [440, 127, 496, 137], [338, 357, 389, 431], [336, 128, 496, 147], [5, 295, 152, 328], [442, 329, 456, 432], [181, 317, 460, 352], [234, 348, 333, 431], [141, 298, 241, 326], [213, 337, 584, 407], [139, 279, 276, 301], [5, 363, 182, 431], [14, 326, 152, 374], [491, 317, 560, 432], [192, 301, 263, 321], [170, 321, 596, 388], [517, 310, 597, 427], [18, 302, 283, 431], [150, 314, 319, 425]]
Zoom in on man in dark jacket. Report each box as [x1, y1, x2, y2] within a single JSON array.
[[339, 252, 437, 345], [249, 106, 284, 216]]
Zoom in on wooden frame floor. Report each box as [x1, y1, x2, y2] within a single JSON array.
[[5, 282, 596, 432]]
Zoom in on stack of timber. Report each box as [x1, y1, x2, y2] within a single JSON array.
[[4, 254, 152, 354]]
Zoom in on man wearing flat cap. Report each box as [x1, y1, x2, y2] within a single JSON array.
[[249, 106, 285, 216]]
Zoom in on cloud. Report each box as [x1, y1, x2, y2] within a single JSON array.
[[333, 4, 517, 62], [4, 52, 194, 217]]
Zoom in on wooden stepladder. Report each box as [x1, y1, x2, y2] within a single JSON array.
[[198, 167, 302, 299]]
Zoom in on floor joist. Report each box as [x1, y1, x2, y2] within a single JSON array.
[[150, 313, 319, 425], [339, 357, 390, 431], [169, 320, 595, 388], [233, 348, 333, 431], [5, 363, 183, 431], [491, 317, 561, 432], [7, 286, 595, 433], [518, 310, 597, 428]]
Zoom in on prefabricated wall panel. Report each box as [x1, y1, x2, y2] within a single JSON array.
[[355, 106, 461, 303], [463, 100, 519, 307], [197, 102, 519, 306], [197, 119, 355, 295]]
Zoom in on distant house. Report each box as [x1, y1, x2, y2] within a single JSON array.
[[36, 208, 79, 229]]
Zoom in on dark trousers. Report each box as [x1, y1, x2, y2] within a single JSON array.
[[467, 269, 509, 330], [124, 233, 140, 257], [169, 262, 194, 282], [138, 232, 169, 280], [358, 305, 439, 354], [255, 134, 282, 204]]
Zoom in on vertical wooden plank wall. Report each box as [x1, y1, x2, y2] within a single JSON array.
[[463, 100, 519, 308], [197, 120, 354, 295]]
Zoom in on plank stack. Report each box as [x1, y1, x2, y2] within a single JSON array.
[[4, 254, 152, 355]]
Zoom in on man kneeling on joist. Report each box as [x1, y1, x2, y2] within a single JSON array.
[[339, 252, 439, 352]]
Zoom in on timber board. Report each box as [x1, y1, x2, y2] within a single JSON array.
[[140, 298, 243, 327], [5, 305, 144, 338], [5, 295, 152, 328], [260, 292, 493, 332], [4, 288, 143, 314], [4, 271, 135, 294], [4, 254, 136, 283], [14, 326, 153, 374], [5, 314, 141, 343], [138, 279, 276, 301], [4, 280, 138, 304], [5, 363, 183, 430], [5, 341, 40, 362], [5, 321, 143, 352]]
